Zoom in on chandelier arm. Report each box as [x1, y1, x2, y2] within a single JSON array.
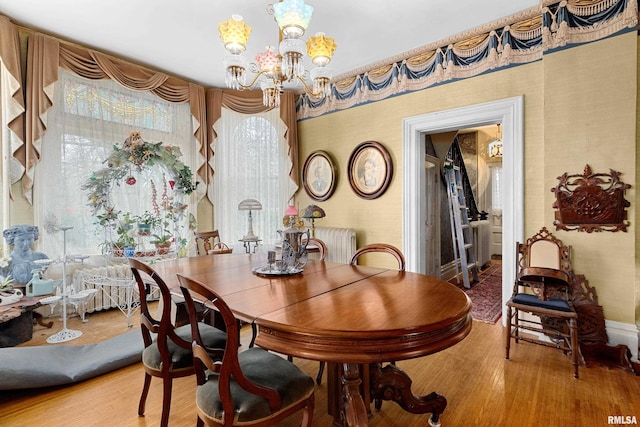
[[295, 74, 325, 98], [234, 69, 271, 90]]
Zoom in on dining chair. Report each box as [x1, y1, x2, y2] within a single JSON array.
[[194, 230, 220, 255], [350, 243, 406, 270], [505, 226, 580, 378], [305, 237, 327, 261], [315, 243, 406, 389], [129, 258, 227, 427], [177, 274, 315, 427]]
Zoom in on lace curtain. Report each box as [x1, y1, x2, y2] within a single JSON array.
[[34, 69, 196, 257], [212, 107, 294, 246]]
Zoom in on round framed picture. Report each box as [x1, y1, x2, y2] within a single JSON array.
[[348, 141, 393, 199], [302, 150, 337, 201]]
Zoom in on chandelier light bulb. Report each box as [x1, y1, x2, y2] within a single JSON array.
[[218, 15, 252, 55], [273, 0, 313, 39], [255, 45, 279, 74], [307, 32, 336, 67]]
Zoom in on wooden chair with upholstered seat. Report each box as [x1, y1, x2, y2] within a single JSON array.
[[177, 274, 315, 427], [129, 258, 228, 427], [505, 226, 580, 378], [316, 243, 406, 388]]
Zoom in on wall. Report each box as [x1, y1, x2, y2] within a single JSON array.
[[296, 32, 638, 326]]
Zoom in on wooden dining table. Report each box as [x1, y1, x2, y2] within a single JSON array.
[[152, 253, 473, 426]]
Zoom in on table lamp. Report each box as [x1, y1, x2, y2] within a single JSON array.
[[301, 205, 326, 237], [238, 198, 262, 240]]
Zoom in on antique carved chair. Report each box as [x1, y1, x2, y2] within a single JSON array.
[[194, 230, 221, 255], [129, 259, 227, 427], [505, 227, 580, 379], [177, 274, 315, 427]]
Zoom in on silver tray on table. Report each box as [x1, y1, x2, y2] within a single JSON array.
[[252, 265, 303, 277]]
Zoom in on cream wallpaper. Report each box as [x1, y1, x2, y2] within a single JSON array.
[[297, 32, 638, 325]]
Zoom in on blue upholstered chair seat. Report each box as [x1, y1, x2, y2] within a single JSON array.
[[512, 293, 572, 312], [197, 347, 315, 423], [142, 323, 227, 370]]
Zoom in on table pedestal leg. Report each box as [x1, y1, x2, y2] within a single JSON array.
[[342, 363, 369, 426], [369, 363, 447, 427], [327, 363, 371, 427]]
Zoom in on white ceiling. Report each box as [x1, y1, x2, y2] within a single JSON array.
[[0, 0, 538, 88]]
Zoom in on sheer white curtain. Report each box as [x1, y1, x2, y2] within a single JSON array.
[[212, 107, 294, 246], [34, 69, 196, 256]]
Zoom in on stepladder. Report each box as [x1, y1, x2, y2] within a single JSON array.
[[445, 164, 479, 289]]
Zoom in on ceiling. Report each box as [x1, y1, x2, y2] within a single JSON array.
[[0, 0, 538, 89]]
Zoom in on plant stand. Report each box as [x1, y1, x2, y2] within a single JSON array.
[[47, 227, 82, 344]]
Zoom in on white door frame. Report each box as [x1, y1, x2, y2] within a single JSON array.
[[402, 96, 524, 323]]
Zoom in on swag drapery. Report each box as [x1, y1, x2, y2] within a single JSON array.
[[0, 16, 25, 202], [0, 17, 25, 249], [205, 88, 299, 203], [23, 32, 208, 204], [3, 21, 300, 206]]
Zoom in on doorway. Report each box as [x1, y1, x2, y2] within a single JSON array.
[[401, 96, 524, 325]]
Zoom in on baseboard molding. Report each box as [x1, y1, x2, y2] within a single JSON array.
[[508, 313, 639, 362], [440, 260, 458, 282], [605, 319, 639, 362]]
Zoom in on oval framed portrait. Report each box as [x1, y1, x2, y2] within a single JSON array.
[[302, 150, 337, 201], [348, 141, 393, 199]]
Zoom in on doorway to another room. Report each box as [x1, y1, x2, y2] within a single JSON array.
[[402, 96, 524, 325], [426, 127, 503, 323]]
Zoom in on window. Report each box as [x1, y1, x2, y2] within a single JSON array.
[[34, 70, 196, 256], [212, 107, 294, 245]]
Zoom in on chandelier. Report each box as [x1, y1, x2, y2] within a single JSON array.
[[488, 124, 503, 158], [218, 0, 337, 108]]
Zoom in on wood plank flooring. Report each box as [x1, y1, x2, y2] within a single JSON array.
[[1, 304, 639, 426]]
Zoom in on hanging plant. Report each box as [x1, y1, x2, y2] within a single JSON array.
[[82, 132, 198, 220]]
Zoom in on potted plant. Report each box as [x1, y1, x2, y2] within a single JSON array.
[[151, 232, 173, 254], [111, 233, 136, 256], [133, 211, 159, 236]]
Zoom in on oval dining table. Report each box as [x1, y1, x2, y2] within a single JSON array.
[[152, 253, 473, 427]]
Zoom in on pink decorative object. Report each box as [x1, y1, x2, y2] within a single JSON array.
[[285, 205, 298, 216]]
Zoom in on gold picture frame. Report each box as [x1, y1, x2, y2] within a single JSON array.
[[302, 150, 337, 201], [348, 141, 393, 199]]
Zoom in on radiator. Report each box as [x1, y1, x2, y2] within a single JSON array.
[[72, 263, 152, 313], [314, 227, 357, 264]]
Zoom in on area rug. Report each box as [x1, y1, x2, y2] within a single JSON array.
[[461, 264, 503, 324]]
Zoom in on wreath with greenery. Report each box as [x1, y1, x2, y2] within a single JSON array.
[[82, 132, 198, 226]]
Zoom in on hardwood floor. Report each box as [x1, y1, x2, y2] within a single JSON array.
[[1, 304, 639, 426]]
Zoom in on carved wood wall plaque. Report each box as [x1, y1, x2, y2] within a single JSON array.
[[551, 165, 631, 232]]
